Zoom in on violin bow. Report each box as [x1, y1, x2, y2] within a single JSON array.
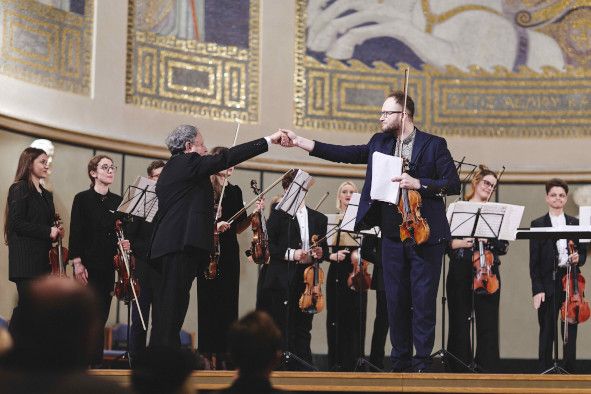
[[214, 121, 241, 224], [313, 192, 330, 211], [396, 68, 410, 158]]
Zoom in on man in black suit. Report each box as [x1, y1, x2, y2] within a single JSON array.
[[260, 171, 328, 368], [530, 178, 586, 373], [280, 91, 460, 371], [149, 125, 285, 348]]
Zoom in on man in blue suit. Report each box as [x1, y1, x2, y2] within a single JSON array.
[[280, 91, 460, 371]]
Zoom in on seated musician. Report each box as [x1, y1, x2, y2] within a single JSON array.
[[530, 178, 587, 373], [259, 169, 328, 369], [446, 165, 508, 372]]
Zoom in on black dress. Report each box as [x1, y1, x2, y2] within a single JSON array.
[[6, 181, 55, 330], [446, 239, 508, 372], [197, 183, 246, 359], [326, 228, 367, 371], [69, 187, 122, 365]]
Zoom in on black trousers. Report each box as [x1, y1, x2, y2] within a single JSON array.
[[369, 289, 389, 369], [87, 268, 115, 366], [446, 257, 500, 372], [326, 262, 367, 371], [538, 288, 577, 373], [264, 276, 313, 369], [9, 279, 33, 335], [151, 250, 204, 348]]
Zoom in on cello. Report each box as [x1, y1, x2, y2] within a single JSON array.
[[49, 213, 69, 277], [394, 68, 430, 245]]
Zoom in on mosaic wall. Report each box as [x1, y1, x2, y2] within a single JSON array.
[[0, 0, 93, 95], [126, 0, 260, 123], [295, 0, 591, 137]]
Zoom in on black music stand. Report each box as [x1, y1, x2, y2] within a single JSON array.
[[113, 176, 156, 366], [430, 159, 477, 372], [275, 170, 317, 371], [517, 228, 591, 374]]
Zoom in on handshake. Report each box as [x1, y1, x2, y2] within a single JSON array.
[[268, 129, 314, 152]]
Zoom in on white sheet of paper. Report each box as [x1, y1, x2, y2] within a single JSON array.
[[275, 170, 313, 217], [447, 201, 524, 241], [370, 152, 403, 205], [117, 176, 159, 222], [341, 193, 360, 232]]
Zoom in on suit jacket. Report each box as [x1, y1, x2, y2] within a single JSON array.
[[149, 138, 268, 260], [263, 206, 329, 292], [311, 128, 460, 244], [529, 213, 587, 297], [6, 181, 54, 281]]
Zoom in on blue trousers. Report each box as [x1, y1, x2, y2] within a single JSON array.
[[381, 236, 444, 371]]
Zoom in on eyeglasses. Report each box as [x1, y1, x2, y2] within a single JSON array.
[[99, 165, 117, 172], [481, 179, 496, 188], [380, 111, 403, 117]]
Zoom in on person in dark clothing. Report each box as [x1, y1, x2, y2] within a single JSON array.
[[361, 233, 389, 370], [325, 181, 367, 371], [217, 310, 282, 394], [69, 155, 131, 367], [197, 146, 264, 369], [148, 125, 284, 349], [446, 166, 508, 373], [127, 160, 165, 356], [260, 170, 328, 369], [530, 178, 586, 373], [4, 147, 62, 333]]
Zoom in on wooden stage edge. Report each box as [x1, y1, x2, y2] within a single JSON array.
[[92, 370, 591, 393]]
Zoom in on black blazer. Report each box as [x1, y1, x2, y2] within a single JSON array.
[[529, 213, 587, 297], [262, 205, 329, 292], [311, 129, 460, 244], [149, 138, 268, 260], [6, 181, 54, 281]]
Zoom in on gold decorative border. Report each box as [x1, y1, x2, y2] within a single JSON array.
[[293, 0, 591, 137], [0, 0, 93, 95], [125, 0, 260, 123]]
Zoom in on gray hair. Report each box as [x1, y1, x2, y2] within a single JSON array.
[[165, 125, 199, 154]]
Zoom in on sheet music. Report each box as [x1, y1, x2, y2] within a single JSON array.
[[117, 176, 159, 222], [341, 193, 360, 232], [580, 206, 591, 242], [370, 152, 402, 205], [447, 201, 524, 241], [275, 170, 313, 217]]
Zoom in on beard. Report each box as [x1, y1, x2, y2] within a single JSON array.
[[381, 120, 401, 135]]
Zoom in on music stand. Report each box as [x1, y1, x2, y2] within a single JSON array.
[[517, 227, 591, 374], [114, 176, 156, 365], [275, 170, 317, 371]]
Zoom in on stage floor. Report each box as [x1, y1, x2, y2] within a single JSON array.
[[92, 370, 591, 393]]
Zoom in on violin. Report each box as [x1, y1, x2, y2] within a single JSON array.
[[205, 205, 221, 279], [246, 180, 270, 265], [347, 249, 371, 292], [472, 240, 499, 295], [395, 69, 430, 245], [299, 235, 325, 314], [561, 241, 590, 325], [113, 219, 140, 302], [49, 213, 69, 277]]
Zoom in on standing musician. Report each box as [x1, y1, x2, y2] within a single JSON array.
[[446, 165, 508, 372], [530, 178, 586, 373], [197, 146, 264, 370], [360, 234, 389, 370], [126, 160, 165, 356], [69, 155, 131, 367], [148, 125, 285, 349], [4, 147, 63, 332], [260, 170, 328, 368], [326, 181, 367, 371], [280, 90, 461, 372]]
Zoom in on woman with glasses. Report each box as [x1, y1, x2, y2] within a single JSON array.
[[69, 155, 130, 367], [4, 147, 63, 331], [446, 165, 508, 373]]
